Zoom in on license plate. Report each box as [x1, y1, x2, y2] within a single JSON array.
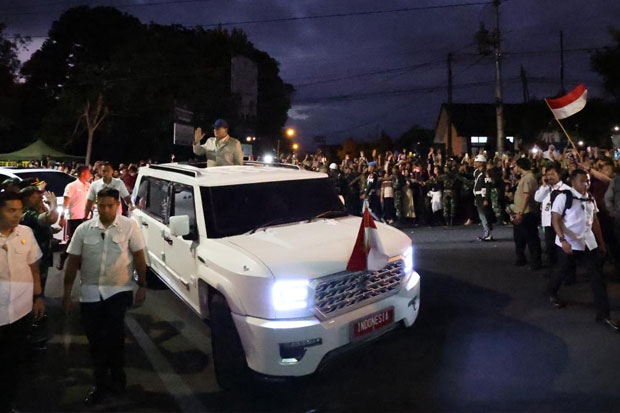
[[351, 307, 394, 340]]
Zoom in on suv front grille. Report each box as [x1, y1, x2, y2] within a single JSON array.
[[313, 260, 405, 319]]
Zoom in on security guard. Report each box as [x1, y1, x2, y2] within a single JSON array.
[[546, 169, 619, 331], [193, 119, 244, 167], [0, 191, 44, 412], [473, 154, 493, 241], [534, 162, 570, 269], [437, 163, 459, 226], [20, 187, 58, 293], [63, 188, 148, 405]]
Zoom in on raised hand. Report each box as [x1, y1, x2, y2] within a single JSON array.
[[194, 127, 206, 145]]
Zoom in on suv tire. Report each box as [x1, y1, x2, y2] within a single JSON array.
[[209, 292, 251, 389]]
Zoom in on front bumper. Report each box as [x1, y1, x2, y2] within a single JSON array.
[[232, 270, 420, 377]]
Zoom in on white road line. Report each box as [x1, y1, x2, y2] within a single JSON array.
[[125, 315, 207, 412]]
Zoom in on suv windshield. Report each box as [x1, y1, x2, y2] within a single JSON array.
[[201, 178, 346, 238], [14, 171, 75, 196]]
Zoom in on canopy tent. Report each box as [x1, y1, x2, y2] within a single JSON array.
[[0, 139, 85, 162]]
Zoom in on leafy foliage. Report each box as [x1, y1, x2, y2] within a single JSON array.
[[17, 6, 293, 163]]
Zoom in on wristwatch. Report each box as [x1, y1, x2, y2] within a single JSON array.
[[136, 280, 147, 288], [33, 293, 44, 301], [559, 236, 567, 242]]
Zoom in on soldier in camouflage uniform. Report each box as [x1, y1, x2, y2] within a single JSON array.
[[437, 164, 459, 226], [391, 166, 405, 221], [487, 162, 506, 224]]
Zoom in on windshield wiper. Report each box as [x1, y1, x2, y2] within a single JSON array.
[[247, 217, 302, 234], [307, 210, 348, 223]]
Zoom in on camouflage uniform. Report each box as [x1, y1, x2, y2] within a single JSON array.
[[438, 170, 459, 225], [487, 166, 505, 222], [391, 173, 405, 220]]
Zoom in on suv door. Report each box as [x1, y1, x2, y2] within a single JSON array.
[[134, 176, 174, 285], [163, 182, 200, 312]]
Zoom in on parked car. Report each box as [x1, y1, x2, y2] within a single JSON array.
[[0, 168, 76, 242], [131, 162, 421, 388]]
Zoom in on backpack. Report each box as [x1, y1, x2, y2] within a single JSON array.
[[550, 189, 573, 216]]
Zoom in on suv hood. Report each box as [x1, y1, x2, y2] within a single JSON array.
[[226, 216, 411, 280]]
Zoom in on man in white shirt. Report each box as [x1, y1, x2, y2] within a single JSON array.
[[58, 165, 91, 270], [534, 162, 570, 269], [546, 169, 618, 331], [0, 191, 44, 412], [63, 188, 147, 405], [84, 162, 133, 219]]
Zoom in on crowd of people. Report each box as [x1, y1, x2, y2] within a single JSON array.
[[2, 130, 620, 410]]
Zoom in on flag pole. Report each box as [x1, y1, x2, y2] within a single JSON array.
[[544, 98, 579, 155]]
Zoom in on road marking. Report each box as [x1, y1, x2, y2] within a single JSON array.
[[125, 315, 207, 412]]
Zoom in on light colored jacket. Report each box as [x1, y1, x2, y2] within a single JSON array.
[[193, 135, 244, 167]]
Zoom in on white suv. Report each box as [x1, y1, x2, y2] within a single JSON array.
[[131, 162, 421, 388]]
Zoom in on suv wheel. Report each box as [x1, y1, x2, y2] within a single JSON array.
[[209, 292, 251, 389]]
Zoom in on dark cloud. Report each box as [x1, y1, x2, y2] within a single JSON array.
[[2, 0, 619, 146]]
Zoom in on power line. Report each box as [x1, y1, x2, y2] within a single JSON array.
[[2, 1, 493, 24]]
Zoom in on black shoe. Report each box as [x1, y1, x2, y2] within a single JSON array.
[[596, 317, 620, 332], [549, 296, 565, 309], [84, 387, 105, 406]]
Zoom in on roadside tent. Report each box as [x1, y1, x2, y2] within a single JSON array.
[[0, 139, 85, 162]]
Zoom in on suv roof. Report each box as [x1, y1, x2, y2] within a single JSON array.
[[145, 162, 326, 187]]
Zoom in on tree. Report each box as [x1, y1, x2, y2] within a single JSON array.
[[20, 6, 293, 163], [79, 94, 109, 165], [0, 24, 27, 152], [592, 29, 620, 102], [395, 125, 434, 154]]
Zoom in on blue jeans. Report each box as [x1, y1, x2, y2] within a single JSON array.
[[475, 196, 490, 236]]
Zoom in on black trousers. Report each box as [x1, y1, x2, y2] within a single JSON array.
[[81, 291, 133, 388], [543, 226, 558, 266], [547, 247, 610, 319], [513, 212, 541, 265], [0, 314, 32, 409]]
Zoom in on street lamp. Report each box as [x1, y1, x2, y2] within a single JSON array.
[[278, 127, 297, 157], [292, 143, 299, 151]]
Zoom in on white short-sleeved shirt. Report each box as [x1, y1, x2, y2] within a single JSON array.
[[63, 179, 91, 219], [87, 178, 130, 202], [87, 178, 130, 216], [0, 225, 43, 326], [67, 215, 145, 302], [535, 181, 571, 227], [552, 187, 599, 251]]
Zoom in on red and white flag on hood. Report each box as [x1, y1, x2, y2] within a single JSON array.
[[347, 207, 389, 272], [545, 84, 587, 120]]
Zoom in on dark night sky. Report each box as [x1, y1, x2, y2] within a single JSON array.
[[2, 0, 620, 146]]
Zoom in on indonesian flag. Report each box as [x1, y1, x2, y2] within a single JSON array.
[[545, 84, 587, 120], [347, 207, 389, 272]]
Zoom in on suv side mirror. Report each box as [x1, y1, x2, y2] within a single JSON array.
[[169, 215, 190, 237]]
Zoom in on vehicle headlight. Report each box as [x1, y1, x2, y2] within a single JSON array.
[[272, 280, 309, 311], [404, 246, 413, 275]]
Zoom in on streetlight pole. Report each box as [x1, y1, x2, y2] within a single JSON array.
[[494, 0, 505, 154]]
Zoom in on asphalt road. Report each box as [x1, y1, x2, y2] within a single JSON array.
[[17, 225, 620, 412]]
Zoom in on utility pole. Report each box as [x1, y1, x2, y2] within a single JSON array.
[[520, 65, 529, 103], [493, 0, 505, 154], [447, 52, 454, 156], [560, 30, 566, 95]]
